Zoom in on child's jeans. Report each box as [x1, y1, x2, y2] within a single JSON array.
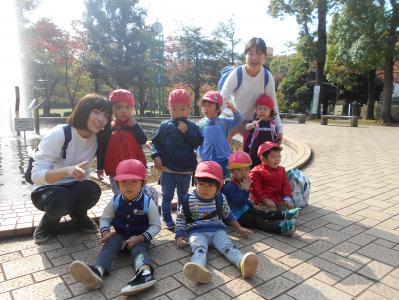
[[238, 207, 284, 234], [160, 172, 191, 222], [95, 233, 152, 273], [188, 229, 243, 269]]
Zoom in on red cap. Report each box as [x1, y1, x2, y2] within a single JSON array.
[[202, 91, 223, 106], [255, 95, 274, 110], [109, 89, 134, 107], [257, 141, 282, 158], [228, 151, 252, 170], [195, 161, 223, 184], [114, 159, 146, 181], [168, 89, 191, 106]]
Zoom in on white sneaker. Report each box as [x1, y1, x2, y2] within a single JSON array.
[[69, 261, 103, 289]]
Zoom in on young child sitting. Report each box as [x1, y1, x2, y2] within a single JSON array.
[[197, 91, 242, 177], [222, 151, 299, 235], [175, 161, 259, 284], [243, 95, 278, 168], [69, 159, 161, 296], [151, 88, 203, 229], [96, 89, 147, 194], [250, 141, 296, 211]]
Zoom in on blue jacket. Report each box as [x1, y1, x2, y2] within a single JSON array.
[[151, 118, 203, 172], [221, 181, 252, 219], [197, 112, 242, 162]]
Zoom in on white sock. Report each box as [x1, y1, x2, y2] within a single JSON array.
[[141, 268, 151, 276], [95, 266, 105, 277]]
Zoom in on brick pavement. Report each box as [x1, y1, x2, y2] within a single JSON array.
[[0, 122, 399, 299]]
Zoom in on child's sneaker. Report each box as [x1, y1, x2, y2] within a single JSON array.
[[283, 208, 301, 220], [279, 219, 296, 235], [120, 269, 156, 296], [69, 261, 103, 289], [240, 252, 259, 279], [162, 218, 176, 230], [183, 262, 212, 283]]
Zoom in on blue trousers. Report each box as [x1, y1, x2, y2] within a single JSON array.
[[95, 233, 151, 273], [160, 172, 191, 221]]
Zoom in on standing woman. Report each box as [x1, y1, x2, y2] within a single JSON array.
[[220, 37, 283, 144], [31, 93, 111, 244]]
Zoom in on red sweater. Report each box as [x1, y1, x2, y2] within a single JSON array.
[[249, 164, 292, 205]]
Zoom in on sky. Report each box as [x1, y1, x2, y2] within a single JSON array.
[[27, 0, 300, 55]]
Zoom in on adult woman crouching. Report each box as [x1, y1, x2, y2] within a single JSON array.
[[31, 93, 111, 244]]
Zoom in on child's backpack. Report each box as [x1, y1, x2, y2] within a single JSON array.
[[112, 192, 150, 213], [24, 124, 72, 185], [287, 168, 310, 207], [217, 64, 270, 93], [181, 193, 224, 224]]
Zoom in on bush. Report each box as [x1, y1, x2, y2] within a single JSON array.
[[41, 113, 62, 117], [63, 111, 72, 117]]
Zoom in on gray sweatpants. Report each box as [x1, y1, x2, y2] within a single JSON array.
[[188, 229, 243, 269], [95, 233, 151, 273]]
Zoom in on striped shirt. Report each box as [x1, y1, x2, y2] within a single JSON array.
[[175, 191, 235, 238]]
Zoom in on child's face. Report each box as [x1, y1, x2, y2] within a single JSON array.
[[86, 108, 109, 134], [168, 104, 190, 120], [231, 167, 250, 182], [196, 180, 218, 200], [112, 102, 134, 122], [201, 100, 219, 119], [256, 104, 271, 120], [260, 150, 281, 169], [118, 179, 143, 200]]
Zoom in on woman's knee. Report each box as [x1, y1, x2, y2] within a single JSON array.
[[35, 186, 76, 217]]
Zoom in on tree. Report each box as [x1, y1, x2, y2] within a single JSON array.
[[212, 17, 241, 65], [166, 26, 225, 115], [269, 0, 329, 115]]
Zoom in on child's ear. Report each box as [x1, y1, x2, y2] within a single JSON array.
[[260, 156, 267, 164]]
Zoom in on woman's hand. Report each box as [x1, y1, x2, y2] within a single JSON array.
[[153, 157, 163, 171], [96, 169, 104, 181], [67, 161, 89, 181]]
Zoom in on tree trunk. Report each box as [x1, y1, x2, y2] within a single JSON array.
[[194, 86, 200, 116], [366, 69, 376, 120], [316, 0, 327, 116], [342, 99, 349, 116]]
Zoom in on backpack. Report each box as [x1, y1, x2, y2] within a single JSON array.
[[112, 193, 150, 214], [181, 192, 224, 224], [217, 64, 270, 93], [287, 168, 311, 207], [24, 124, 72, 185]]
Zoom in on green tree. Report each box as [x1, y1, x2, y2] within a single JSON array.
[[212, 17, 241, 65]]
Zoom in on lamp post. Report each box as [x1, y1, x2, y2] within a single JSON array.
[[152, 21, 164, 116]]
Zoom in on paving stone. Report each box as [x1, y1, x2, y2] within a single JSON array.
[[287, 278, 352, 300], [151, 243, 189, 266], [46, 243, 87, 259], [311, 270, 341, 286], [358, 243, 399, 267], [307, 227, 351, 245], [167, 286, 196, 300], [11, 277, 71, 300], [0, 292, 11, 300], [195, 288, 231, 300], [307, 257, 352, 278], [357, 260, 394, 280], [0, 275, 32, 294], [335, 273, 374, 296], [319, 251, 363, 272], [278, 250, 314, 268], [20, 242, 63, 257], [375, 238, 396, 249], [232, 290, 266, 300], [369, 282, 399, 299], [0, 252, 23, 264], [301, 240, 335, 256], [356, 290, 389, 300], [219, 276, 262, 297], [68, 290, 106, 300], [282, 262, 320, 283], [50, 254, 74, 267], [349, 233, 378, 246], [154, 261, 182, 280], [2, 253, 52, 279], [239, 242, 270, 254], [32, 264, 70, 282], [262, 238, 297, 254], [254, 276, 296, 299], [363, 228, 399, 244]]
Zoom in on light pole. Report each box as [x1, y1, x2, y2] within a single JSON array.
[[152, 21, 164, 116]]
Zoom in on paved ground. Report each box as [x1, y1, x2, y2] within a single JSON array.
[[0, 121, 399, 299]]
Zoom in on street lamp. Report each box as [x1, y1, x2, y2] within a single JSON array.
[[152, 21, 164, 115]]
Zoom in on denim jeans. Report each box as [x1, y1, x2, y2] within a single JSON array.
[[95, 233, 151, 273], [31, 180, 101, 222], [188, 229, 243, 269], [217, 159, 230, 178], [160, 172, 191, 221]]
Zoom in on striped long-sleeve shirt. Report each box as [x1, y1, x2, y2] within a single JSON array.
[[175, 191, 235, 238]]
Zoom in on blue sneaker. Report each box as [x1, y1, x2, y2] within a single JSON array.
[[278, 219, 296, 235], [162, 218, 175, 230], [283, 208, 301, 220]]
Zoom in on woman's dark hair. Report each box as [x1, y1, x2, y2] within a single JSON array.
[[68, 93, 111, 129], [195, 177, 220, 190], [244, 37, 267, 56]]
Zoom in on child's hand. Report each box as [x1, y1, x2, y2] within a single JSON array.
[[126, 235, 144, 249], [153, 157, 163, 171], [175, 237, 188, 248], [67, 161, 89, 181], [97, 231, 116, 245], [284, 200, 296, 209], [245, 120, 260, 131], [225, 101, 237, 113], [238, 226, 253, 238], [240, 178, 251, 191], [96, 169, 104, 181], [178, 121, 188, 133], [263, 198, 277, 209]]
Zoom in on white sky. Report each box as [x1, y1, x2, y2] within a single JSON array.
[[28, 0, 300, 55]]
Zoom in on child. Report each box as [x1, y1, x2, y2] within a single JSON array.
[[151, 88, 203, 229], [175, 161, 259, 284], [222, 151, 299, 235], [249, 141, 296, 211], [69, 159, 161, 296], [96, 89, 147, 194], [243, 94, 278, 168], [197, 91, 242, 177]]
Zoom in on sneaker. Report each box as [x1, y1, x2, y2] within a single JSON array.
[[70, 214, 98, 233], [162, 218, 175, 230], [120, 269, 157, 296], [240, 252, 259, 279], [279, 219, 296, 235], [69, 261, 103, 289], [283, 208, 301, 220], [33, 214, 58, 244], [183, 262, 212, 283]]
